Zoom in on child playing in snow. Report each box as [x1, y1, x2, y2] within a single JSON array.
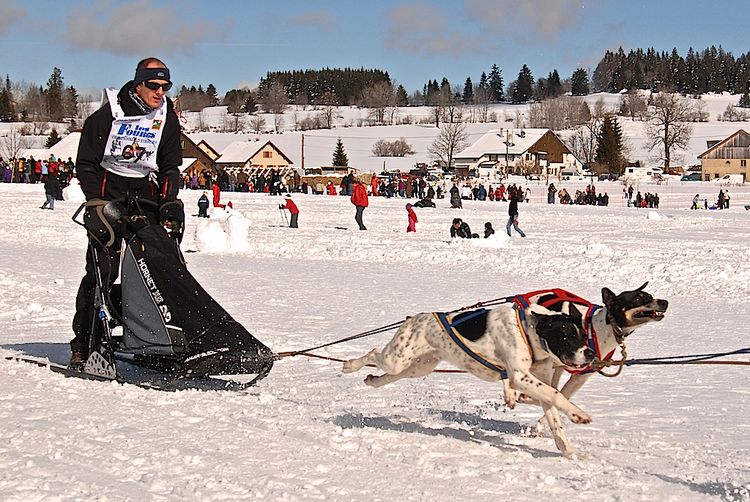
[[406, 203, 418, 232]]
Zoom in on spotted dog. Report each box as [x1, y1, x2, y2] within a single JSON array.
[[342, 303, 596, 457], [516, 283, 669, 439]]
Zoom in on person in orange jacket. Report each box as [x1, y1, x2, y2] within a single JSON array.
[[350, 179, 369, 230], [406, 203, 417, 233], [370, 174, 380, 197], [279, 194, 299, 228]]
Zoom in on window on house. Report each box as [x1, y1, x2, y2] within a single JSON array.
[[742, 159, 747, 167], [263, 151, 272, 158]]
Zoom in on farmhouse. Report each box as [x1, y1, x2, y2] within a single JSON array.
[[179, 132, 219, 177], [454, 128, 581, 179], [215, 139, 294, 176], [697, 129, 749, 182]]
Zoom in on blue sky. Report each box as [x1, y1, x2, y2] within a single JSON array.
[[1, 0, 748, 99]]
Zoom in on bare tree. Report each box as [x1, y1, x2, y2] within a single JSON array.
[[473, 87, 491, 123], [645, 93, 694, 170], [361, 81, 395, 125], [428, 122, 468, 169], [372, 138, 415, 157], [249, 114, 267, 133], [0, 127, 32, 161], [619, 90, 648, 121], [260, 82, 288, 114], [566, 98, 609, 166]]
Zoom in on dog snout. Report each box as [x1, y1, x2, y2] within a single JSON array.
[[583, 348, 596, 362], [657, 299, 669, 311]]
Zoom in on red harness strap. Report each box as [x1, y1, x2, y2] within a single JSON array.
[[513, 289, 614, 374]]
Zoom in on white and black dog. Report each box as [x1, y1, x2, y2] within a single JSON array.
[[343, 283, 668, 458], [521, 283, 668, 439]]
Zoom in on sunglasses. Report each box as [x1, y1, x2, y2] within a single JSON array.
[[142, 81, 173, 92]]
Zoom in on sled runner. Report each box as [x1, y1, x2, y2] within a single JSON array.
[[69, 198, 274, 389]]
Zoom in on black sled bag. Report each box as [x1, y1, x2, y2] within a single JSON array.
[[117, 224, 274, 379]]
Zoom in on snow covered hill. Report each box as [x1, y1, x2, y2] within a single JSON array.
[[1, 183, 749, 501]]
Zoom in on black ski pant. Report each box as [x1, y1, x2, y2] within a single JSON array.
[[290, 213, 298, 228], [355, 205, 366, 230], [71, 238, 122, 355]]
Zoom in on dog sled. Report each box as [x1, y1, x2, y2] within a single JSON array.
[[68, 198, 274, 390]]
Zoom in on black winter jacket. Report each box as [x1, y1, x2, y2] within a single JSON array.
[[75, 82, 182, 203]]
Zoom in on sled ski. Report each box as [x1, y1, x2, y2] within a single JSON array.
[[5, 354, 270, 392]]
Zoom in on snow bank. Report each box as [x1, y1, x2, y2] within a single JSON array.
[[193, 207, 251, 253]]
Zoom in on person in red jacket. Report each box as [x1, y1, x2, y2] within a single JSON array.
[[350, 179, 369, 230], [279, 194, 299, 228], [212, 179, 224, 208], [406, 203, 418, 233]]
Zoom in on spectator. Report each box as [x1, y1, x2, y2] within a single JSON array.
[[406, 203, 418, 233], [279, 194, 299, 228], [351, 178, 369, 230]]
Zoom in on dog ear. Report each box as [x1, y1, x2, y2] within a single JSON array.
[[601, 287, 617, 305], [636, 281, 649, 291]]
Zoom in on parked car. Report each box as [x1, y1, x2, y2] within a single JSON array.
[[681, 173, 701, 181], [711, 174, 744, 185]]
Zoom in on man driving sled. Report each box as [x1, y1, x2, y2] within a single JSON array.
[[70, 57, 183, 369]]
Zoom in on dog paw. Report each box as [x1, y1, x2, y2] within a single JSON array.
[[502, 391, 517, 409], [364, 374, 376, 386], [342, 360, 356, 373], [570, 411, 591, 424]]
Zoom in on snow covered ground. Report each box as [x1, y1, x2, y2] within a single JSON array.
[[1, 181, 749, 501]]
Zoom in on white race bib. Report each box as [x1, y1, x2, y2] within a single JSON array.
[[100, 88, 168, 178]]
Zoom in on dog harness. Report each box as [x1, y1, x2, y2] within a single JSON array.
[[434, 308, 533, 380], [512, 289, 612, 374]]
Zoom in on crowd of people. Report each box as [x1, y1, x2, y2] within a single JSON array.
[[547, 183, 610, 206]]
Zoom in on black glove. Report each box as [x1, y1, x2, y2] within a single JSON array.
[[160, 199, 185, 241], [82, 199, 124, 247], [278, 204, 284, 210]]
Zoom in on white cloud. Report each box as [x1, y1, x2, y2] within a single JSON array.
[[287, 10, 336, 32], [464, 0, 586, 41], [385, 3, 478, 57], [64, 0, 221, 56], [0, 2, 26, 35]]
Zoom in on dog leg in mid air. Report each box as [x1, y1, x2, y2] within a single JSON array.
[[364, 350, 442, 388], [502, 379, 517, 409], [507, 369, 591, 425]]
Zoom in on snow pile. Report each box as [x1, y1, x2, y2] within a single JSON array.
[[646, 210, 671, 220], [193, 207, 251, 253], [62, 178, 85, 204], [473, 232, 511, 248]]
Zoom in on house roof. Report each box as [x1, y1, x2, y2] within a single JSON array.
[[217, 140, 294, 165], [697, 129, 750, 159], [46, 132, 81, 163], [455, 128, 551, 159]]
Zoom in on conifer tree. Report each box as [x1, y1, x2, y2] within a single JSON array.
[[512, 65, 534, 103], [45, 128, 61, 148], [46, 67, 65, 122], [547, 69, 562, 97], [739, 92, 750, 108], [571, 68, 590, 96], [206, 84, 219, 106], [332, 138, 348, 166], [462, 77, 474, 104], [395, 85, 409, 106], [595, 115, 625, 173], [487, 64, 504, 102]]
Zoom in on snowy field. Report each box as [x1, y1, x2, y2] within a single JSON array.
[[1, 181, 749, 501]]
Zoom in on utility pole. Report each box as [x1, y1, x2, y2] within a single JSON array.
[[301, 133, 305, 171], [503, 129, 514, 178]]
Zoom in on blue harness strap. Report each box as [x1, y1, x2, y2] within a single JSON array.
[[434, 311, 508, 379]]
